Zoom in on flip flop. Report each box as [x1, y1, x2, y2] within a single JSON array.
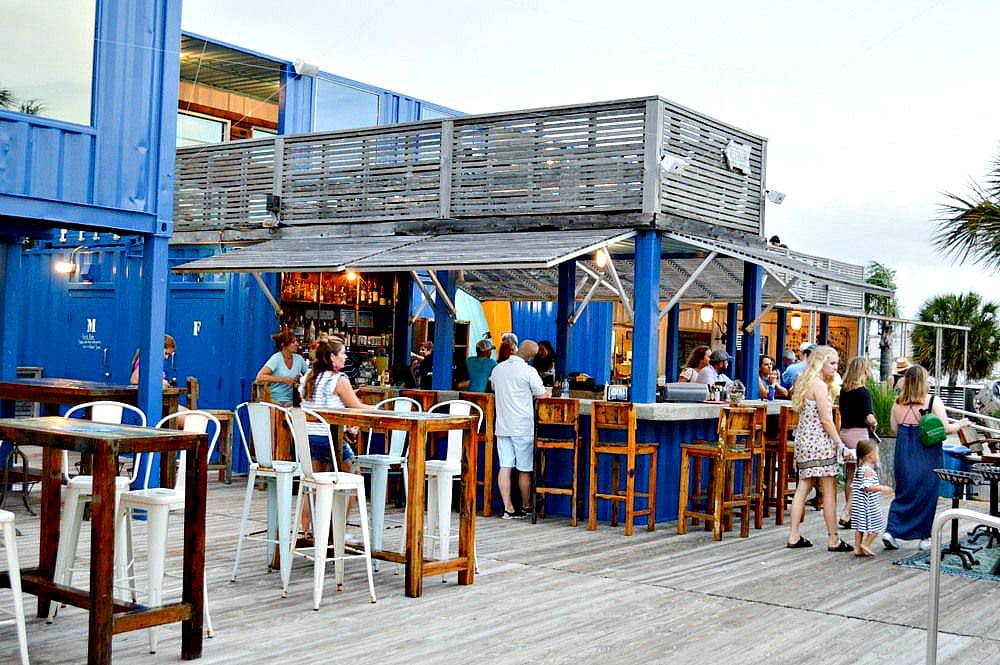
[[786, 536, 813, 549], [828, 539, 853, 552], [854, 551, 874, 558], [838, 518, 851, 528]]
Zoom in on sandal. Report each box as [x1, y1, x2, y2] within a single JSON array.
[[838, 517, 851, 528], [828, 539, 853, 552], [786, 536, 813, 549]]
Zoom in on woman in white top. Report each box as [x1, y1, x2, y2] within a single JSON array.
[[298, 339, 373, 473], [678, 345, 710, 382]]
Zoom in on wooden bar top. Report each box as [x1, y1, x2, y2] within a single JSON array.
[[0, 416, 205, 454]]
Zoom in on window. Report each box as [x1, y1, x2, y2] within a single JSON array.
[[0, 1, 97, 125], [421, 106, 455, 121], [252, 127, 276, 139], [177, 112, 228, 147], [313, 78, 380, 131]]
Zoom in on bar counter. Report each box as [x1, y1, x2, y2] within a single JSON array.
[[425, 390, 788, 524]]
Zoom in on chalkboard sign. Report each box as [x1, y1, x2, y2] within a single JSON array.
[[604, 384, 630, 402]]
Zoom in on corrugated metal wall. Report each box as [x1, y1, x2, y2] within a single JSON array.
[[511, 301, 613, 383]]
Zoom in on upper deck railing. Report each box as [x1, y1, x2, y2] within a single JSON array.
[[174, 96, 767, 237]]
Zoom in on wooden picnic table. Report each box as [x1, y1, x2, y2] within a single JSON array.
[[0, 416, 208, 665], [313, 406, 478, 598]]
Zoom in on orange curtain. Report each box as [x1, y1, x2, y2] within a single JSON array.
[[480, 301, 512, 350]]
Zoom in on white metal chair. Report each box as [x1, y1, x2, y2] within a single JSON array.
[[285, 407, 375, 607], [356, 396, 421, 568], [49, 400, 146, 621], [119, 410, 220, 653], [403, 399, 483, 563], [0, 509, 29, 665], [231, 402, 301, 587]]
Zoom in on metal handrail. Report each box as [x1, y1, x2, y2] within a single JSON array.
[[925, 508, 1000, 664], [943, 406, 1000, 439], [944, 405, 1000, 425]]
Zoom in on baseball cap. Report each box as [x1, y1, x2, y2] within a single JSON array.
[[709, 350, 731, 363], [799, 341, 816, 353], [475, 339, 494, 354]]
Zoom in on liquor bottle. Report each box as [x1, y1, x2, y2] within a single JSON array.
[[378, 285, 386, 306], [307, 319, 316, 343]]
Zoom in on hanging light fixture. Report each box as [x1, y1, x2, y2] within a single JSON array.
[[346, 271, 357, 281], [700, 304, 714, 323], [594, 248, 609, 269], [54, 246, 84, 275], [790, 312, 803, 331]]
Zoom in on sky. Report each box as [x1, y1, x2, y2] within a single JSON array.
[[181, 0, 1000, 319]]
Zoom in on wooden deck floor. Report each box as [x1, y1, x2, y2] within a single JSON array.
[[1, 479, 998, 665]]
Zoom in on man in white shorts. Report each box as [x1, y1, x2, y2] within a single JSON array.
[[490, 339, 548, 519]]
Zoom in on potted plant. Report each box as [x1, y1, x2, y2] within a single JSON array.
[[868, 379, 897, 487]]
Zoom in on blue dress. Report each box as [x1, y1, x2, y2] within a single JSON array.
[[885, 423, 943, 540]]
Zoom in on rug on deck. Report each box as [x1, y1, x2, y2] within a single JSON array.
[[893, 534, 1000, 582]]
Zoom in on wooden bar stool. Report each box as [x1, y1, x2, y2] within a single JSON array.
[[532, 398, 581, 526], [459, 391, 497, 517], [204, 409, 234, 484], [677, 406, 756, 540], [763, 405, 798, 525], [748, 405, 768, 530], [588, 401, 658, 536], [399, 389, 439, 414]]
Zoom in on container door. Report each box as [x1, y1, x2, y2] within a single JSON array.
[[168, 287, 226, 409], [63, 288, 122, 381]]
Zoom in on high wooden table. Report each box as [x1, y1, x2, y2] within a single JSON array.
[[0, 377, 191, 417], [0, 416, 208, 665], [313, 407, 477, 598]]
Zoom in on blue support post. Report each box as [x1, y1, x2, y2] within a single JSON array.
[[392, 272, 412, 372], [726, 303, 739, 377], [819, 313, 830, 346], [857, 317, 867, 357], [776, 308, 788, 370], [739, 263, 764, 399], [0, 241, 22, 381], [431, 271, 456, 390], [665, 304, 680, 383], [631, 230, 661, 403], [137, 234, 168, 487], [556, 261, 576, 380]]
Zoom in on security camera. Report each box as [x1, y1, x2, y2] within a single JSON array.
[[660, 153, 688, 174], [766, 190, 786, 204], [292, 58, 320, 78]]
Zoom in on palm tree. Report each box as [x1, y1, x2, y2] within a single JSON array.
[[865, 261, 898, 382], [935, 151, 1000, 272], [17, 99, 44, 116], [911, 292, 1000, 385], [0, 87, 15, 110]]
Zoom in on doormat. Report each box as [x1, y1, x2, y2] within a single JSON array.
[[893, 535, 1000, 582]]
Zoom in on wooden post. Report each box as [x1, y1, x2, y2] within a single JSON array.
[[88, 445, 117, 665], [181, 433, 207, 659], [405, 420, 428, 597], [37, 447, 63, 617]]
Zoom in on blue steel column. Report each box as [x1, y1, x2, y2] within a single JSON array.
[[431, 271, 456, 390], [556, 261, 576, 379], [665, 304, 680, 383], [0, 241, 21, 382], [726, 303, 739, 377], [776, 308, 788, 369], [632, 230, 661, 403], [739, 263, 764, 399], [392, 272, 412, 372], [857, 317, 867, 357], [819, 313, 830, 345], [138, 234, 168, 486]]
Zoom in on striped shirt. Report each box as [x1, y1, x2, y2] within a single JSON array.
[[299, 371, 345, 436]]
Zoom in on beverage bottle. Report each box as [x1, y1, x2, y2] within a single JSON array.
[[561, 378, 570, 398], [767, 383, 776, 400], [379, 286, 386, 306]]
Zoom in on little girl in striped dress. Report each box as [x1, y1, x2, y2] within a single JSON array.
[[851, 439, 893, 557]]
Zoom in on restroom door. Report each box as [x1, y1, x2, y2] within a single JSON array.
[[63, 288, 122, 381], [168, 288, 226, 408]]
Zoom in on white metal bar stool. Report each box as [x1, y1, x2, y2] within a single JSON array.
[[357, 396, 421, 569], [49, 400, 146, 622], [0, 509, 29, 665], [231, 402, 301, 587], [119, 410, 220, 653], [285, 407, 375, 607], [404, 399, 483, 564]]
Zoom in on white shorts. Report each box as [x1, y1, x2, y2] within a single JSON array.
[[497, 435, 534, 472]]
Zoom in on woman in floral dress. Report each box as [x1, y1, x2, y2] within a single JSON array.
[[785, 345, 852, 552]]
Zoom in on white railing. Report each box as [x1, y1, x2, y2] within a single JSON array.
[[925, 508, 1000, 665]]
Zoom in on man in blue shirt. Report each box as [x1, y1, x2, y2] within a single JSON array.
[[466, 339, 497, 392], [781, 342, 814, 391]]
